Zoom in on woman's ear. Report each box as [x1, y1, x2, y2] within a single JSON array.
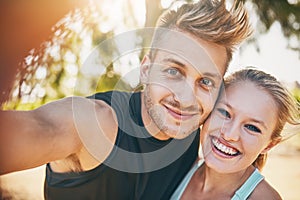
[[140, 55, 151, 84], [261, 137, 282, 154]]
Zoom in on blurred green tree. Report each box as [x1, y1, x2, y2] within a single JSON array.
[[240, 0, 300, 53]]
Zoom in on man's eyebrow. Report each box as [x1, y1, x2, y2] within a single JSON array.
[[163, 58, 186, 68], [201, 72, 222, 80]]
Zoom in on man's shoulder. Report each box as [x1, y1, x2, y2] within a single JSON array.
[[88, 90, 136, 100], [88, 90, 141, 110], [48, 94, 120, 173]]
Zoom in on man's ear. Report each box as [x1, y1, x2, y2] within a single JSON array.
[[261, 137, 282, 154], [140, 55, 151, 84]]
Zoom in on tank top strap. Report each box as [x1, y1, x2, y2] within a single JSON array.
[[170, 160, 204, 200], [232, 168, 264, 200]]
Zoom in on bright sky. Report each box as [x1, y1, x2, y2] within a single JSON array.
[[230, 22, 300, 84], [91, 0, 300, 84]]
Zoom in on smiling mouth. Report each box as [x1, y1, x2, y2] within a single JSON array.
[[164, 105, 197, 120], [212, 137, 240, 156]]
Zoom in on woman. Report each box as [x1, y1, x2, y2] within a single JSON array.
[[171, 68, 300, 200]]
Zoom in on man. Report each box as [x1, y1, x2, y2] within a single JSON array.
[[0, 0, 251, 199]]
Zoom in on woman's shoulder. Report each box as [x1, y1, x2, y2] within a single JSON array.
[[249, 179, 282, 200]]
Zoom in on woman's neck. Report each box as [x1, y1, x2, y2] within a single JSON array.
[[182, 161, 256, 199], [205, 163, 255, 195]]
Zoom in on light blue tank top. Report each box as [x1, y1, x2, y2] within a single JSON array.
[[170, 160, 264, 200]]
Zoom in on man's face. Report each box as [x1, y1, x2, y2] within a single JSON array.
[[140, 30, 227, 140]]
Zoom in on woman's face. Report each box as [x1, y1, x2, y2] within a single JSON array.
[[201, 82, 278, 173]]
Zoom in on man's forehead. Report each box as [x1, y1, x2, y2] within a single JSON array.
[[152, 29, 226, 76], [153, 30, 210, 57]]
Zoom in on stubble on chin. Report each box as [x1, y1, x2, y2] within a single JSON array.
[[143, 87, 201, 138], [148, 107, 168, 132], [144, 94, 166, 130]]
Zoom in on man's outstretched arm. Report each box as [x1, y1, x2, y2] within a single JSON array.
[[0, 97, 83, 175], [0, 96, 118, 175]]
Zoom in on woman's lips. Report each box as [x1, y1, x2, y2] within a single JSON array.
[[211, 136, 240, 158]]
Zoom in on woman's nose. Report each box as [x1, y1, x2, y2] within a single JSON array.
[[221, 122, 240, 142]]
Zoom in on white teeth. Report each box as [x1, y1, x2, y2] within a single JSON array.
[[212, 138, 238, 156]]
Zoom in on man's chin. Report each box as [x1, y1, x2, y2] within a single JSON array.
[[164, 127, 198, 140]]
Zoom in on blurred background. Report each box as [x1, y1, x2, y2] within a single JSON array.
[[0, 0, 299, 199]]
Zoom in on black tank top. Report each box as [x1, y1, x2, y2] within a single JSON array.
[[44, 91, 199, 200]]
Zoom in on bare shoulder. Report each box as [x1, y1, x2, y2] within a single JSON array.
[[0, 96, 118, 173], [90, 98, 119, 142], [49, 97, 119, 172], [249, 179, 282, 200], [35, 96, 117, 139]]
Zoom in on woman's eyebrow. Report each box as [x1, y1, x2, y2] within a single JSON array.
[[249, 118, 268, 130]]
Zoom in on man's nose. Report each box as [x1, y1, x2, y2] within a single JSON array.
[[173, 81, 197, 108]]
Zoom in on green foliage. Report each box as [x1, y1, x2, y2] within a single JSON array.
[[95, 64, 132, 92], [5, 2, 136, 110]]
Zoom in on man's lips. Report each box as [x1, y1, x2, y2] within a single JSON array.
[[163, 104, 198, 120]]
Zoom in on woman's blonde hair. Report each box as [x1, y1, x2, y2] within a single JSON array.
[[224, 68, 300, 170], [152, 0, 252, 69]]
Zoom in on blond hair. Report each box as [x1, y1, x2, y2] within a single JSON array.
[[152, 0, 252, 69], [224, 68, 300, 170]]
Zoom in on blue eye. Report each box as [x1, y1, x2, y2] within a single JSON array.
[[217, 108, 230, 119], [199, 78, 215, 90], [167, 68, 179, 76], [164, 68, 183, 80], [201, 78, 212, 85], [245, 124, 261, 133]]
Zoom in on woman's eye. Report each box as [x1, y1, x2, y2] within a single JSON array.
[[245, 124, 261, 133], [217, 108, 230, 119]]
